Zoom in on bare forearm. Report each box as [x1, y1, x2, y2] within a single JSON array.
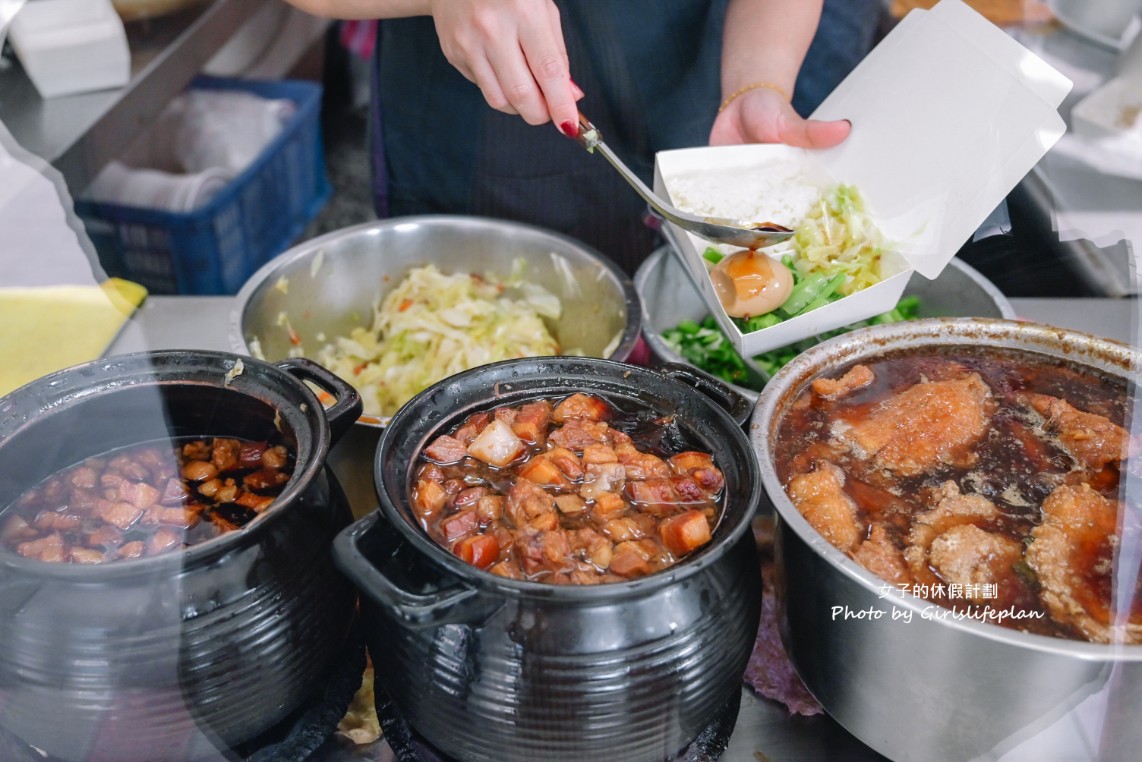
[[721, 0, 824, 98], [278, 0, 429, 21]]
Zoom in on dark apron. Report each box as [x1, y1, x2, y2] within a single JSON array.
[[371, 0, 726, 275], [368, 0, 882, 276]]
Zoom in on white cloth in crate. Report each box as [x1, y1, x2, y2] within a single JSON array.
[[86, 89, 297, 212]]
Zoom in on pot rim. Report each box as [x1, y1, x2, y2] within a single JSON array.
[[752, 317, 1142, 659], [229, 214, 644, 430], [0, 349, 332, 580], [374, 355, 761, 602]]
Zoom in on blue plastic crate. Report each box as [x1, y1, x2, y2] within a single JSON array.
[[75, 76, 332, 295]]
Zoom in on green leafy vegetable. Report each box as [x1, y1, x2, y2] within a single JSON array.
[[662, 296, 923, 391], [703, 247, 725, 265]]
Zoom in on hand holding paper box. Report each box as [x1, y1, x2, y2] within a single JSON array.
[[653, 0, 1072, 358]]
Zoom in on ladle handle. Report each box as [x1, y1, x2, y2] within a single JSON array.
[[658, 362, 755, 428], [276, 357, 362, 446], [334, 512, 498, 629]]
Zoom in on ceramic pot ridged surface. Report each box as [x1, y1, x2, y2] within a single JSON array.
[[751, 318, 1142, 762], [0, 351, 362, 762], [336, 357, 762, 762]]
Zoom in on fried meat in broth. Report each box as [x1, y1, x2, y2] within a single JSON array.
[[835, 373, 993, 478], [775, 348, 1137, 642], [1027, 484, 1140, 644]]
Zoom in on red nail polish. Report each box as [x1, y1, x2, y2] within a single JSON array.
[[560, 120, 579, 138]]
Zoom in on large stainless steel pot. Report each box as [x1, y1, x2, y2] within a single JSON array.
[[0, 351, 362, 762], [334, 357, 761, 762], [751, 318, 1142, 762]]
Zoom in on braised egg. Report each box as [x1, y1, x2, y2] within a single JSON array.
[[710, 250, 793, 318]]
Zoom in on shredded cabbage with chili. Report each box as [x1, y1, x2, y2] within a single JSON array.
[[790, 183, 886, 297], [316, 262, 562, 418]]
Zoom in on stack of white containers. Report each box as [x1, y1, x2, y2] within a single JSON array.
[[6, 0, 130, 99]]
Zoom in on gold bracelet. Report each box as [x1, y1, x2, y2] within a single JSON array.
[[718, 81, 789, 113]]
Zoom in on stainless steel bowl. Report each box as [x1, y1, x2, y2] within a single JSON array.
[[229, 215, 641, 516], [230, 215, 641, 426], [635, 247, 1015, 400], [751, 317, 1142, 762]]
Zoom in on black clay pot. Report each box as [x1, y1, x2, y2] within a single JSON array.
[[0, 351, 362, 762], [335, 358, 762, 762]]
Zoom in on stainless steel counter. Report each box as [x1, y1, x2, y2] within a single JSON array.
[[0, 0, 272, 191], [104, 293, 1138, 762]]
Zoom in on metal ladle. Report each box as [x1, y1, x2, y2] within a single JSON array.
[[571, 112, 794, 250]]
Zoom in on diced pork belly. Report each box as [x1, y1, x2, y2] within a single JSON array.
[[609, 540, 659, 578], [440, 510, 479, 542], [96, 501, 144, 531], [546, 447, 583, 480], [453, 534, 500, 569], [515, 526, 572, 576], [511, 400, 553, 444], [580, 462, 626, 500], [453, 486, 490, 509], [413, 479, 449, 522], [572, 527, 614, 570], [625, 478, 683, 512], [17, 533, 69, 563], [33, 511, 83, 532], [67, 466, 100, 490], [243, 468, 290, 491], [505, 478, 557, 528], [615, 443, 673, 480], [670, 477, 706, 504], [161, 478, 192, 505], [493, 407, 518, 427], [211, 438, 242, 472], [590, 491, 628, 522], [518, 455, 571, 487], [667, 452, 724, 494], [552, 393, 612, 423], [424, 435, 468, 464], [602, 514, 656, 543], [0, 515, 35, 543], [555, 494, 588, 515], [548, 419, 610, 450], [453, 412, 491, 446], [147, 527, 182, 555], [416, 463, 446, 484], [582, 444, 619, 465], [238, 441, 268, 468], [70, 547, 107, 565], [475, 495, 505, 523], [658, 510, 712, 558]]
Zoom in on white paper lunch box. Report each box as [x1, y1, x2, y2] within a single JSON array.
[[653, 0, 1073, 357]]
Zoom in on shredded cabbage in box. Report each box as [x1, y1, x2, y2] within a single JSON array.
[[791, 184, 886, 297], [315, 262, 562, 418]]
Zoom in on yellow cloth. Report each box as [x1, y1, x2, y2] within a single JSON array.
[[0, 278, 148, 397]]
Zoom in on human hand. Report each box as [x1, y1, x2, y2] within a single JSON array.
[[708, 85, 850, 148], [427, 0, 582, 135]]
